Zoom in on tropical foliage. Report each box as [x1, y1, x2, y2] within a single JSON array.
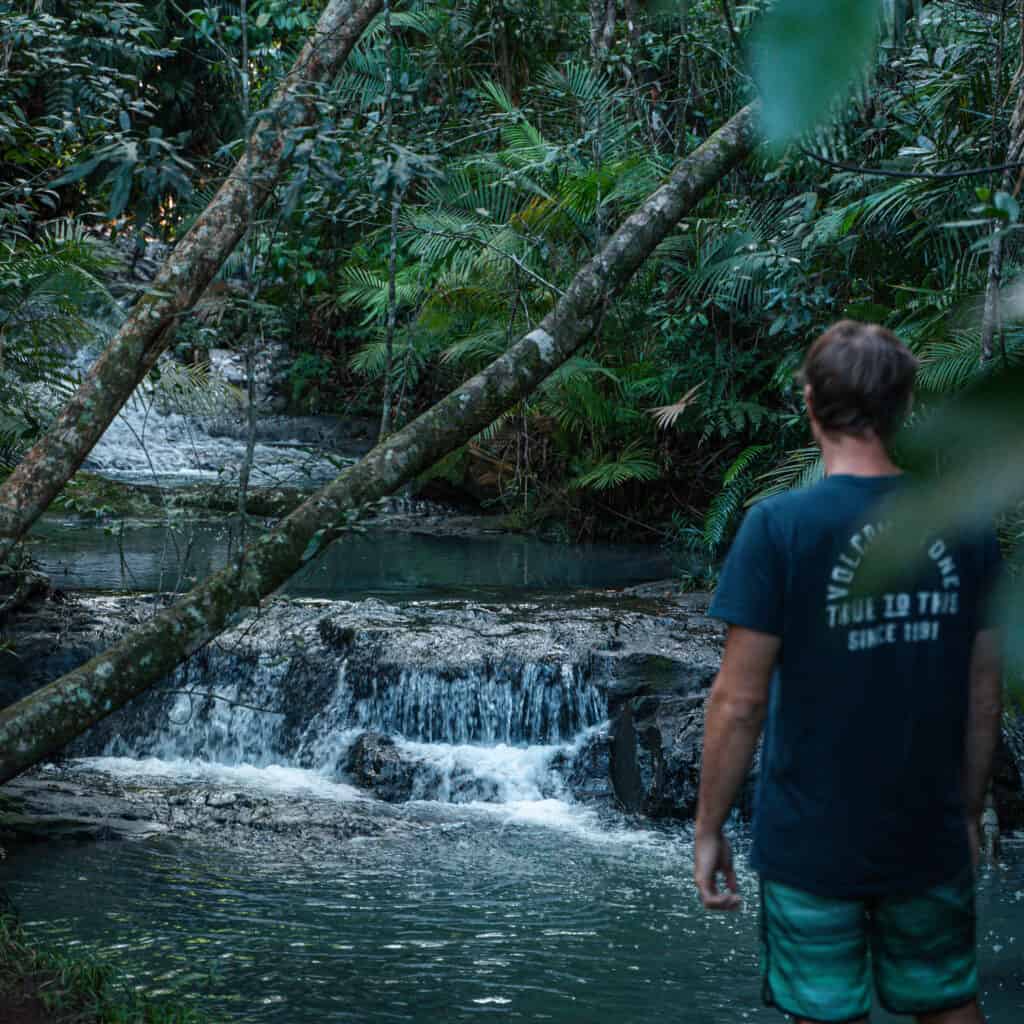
[[4, 0, 1024, 553]]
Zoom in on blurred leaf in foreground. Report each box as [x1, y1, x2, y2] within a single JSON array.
[[855, 364, 1023, 682], [752, 0, 881, 144]]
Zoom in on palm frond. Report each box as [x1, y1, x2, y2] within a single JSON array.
[[648, 382, 704, 430], [570, 443, 660, 491]]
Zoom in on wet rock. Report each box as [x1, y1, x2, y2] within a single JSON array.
[[554, 729, 613, 803], [996, 712, 1024, 831], [608, 693, 758, 821], [346, 732, 418, 803], [601, 651, 716, 703], [0, 775, 169, 842], [1, 766, 411, 853], [0, 594, 126, 709], [610, 694, 704, 818]]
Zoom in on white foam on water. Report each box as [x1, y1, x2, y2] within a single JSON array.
[[392, 738, 564, 803], [72, 756, 366, 802], [477, 796, 667, 849], [390, 731, 668, 849]]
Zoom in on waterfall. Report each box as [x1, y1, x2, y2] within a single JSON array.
[[335, 661, 602, 745], [87, 639, 609, 806]]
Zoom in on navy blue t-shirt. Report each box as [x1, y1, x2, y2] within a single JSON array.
[[709, 473, 1002, 899]]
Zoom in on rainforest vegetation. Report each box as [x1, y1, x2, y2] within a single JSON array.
[[3, 0, 1022, 559], [0, 0, 1023, 774], [3, 4, 1024, 1021]]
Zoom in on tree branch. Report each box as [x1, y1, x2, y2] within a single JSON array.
[[799, 146, 1024, 180], [0, 0, 383, 565], [0, 104, 760, 784]]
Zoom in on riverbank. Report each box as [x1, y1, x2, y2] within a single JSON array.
[[0, 910, 205, 1023]]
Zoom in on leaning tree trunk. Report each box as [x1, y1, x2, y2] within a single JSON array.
[[0, 0, 382, 565], [0, 103, 758, 784]]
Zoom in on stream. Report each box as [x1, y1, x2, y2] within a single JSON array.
[[6, 400, 1024, 1022], [30, 517, 674, 599]]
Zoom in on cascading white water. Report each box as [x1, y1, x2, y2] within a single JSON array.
[[63, 349, 347, 487], [83, 395, 347, 487], [335, 661, 604, 745], [94, 643, 609, 808]]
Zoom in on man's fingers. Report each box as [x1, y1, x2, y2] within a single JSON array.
[[695, 868, 741, 911], [701, 886, 742, 911]]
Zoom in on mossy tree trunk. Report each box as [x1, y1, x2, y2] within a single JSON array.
[[0, 0, 382, 565], [0, 103, 759, 784]]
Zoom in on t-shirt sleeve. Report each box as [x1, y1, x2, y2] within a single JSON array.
[[708, 502, 785, 636]]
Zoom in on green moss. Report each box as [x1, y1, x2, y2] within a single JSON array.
[[55, 473, 308, 521], [56, 472, 162, 519], [0, 911, 212, 1023]]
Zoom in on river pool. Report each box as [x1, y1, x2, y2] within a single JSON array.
[[4, 762, 1024, 1024], [30, 517, 675, 598]]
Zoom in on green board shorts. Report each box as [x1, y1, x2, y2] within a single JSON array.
[[760, 868, 978, 1022]]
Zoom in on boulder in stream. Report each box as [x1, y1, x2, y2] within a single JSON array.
[[609, 694, 708, 819], [346, 732, 420, 803]]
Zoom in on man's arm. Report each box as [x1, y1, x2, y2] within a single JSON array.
[[693, 625, 780, 911], [964, 628, 1004, 861]]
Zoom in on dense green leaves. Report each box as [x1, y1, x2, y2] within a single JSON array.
[[5, 0, 1024, 554]]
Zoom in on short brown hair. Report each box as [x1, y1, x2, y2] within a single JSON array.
[[799, 320, 919, 441]]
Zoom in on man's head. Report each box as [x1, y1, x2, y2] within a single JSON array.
[[799, 320, 919, 445]]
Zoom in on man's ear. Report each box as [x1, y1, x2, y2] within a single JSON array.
[[803, 384, 814, 416]]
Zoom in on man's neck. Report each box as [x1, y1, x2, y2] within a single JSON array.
[[818, 434, 901, 478]]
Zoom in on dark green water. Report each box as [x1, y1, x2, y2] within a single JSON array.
[[4, 790, 1023, 1023], [31, 518, 674, 598]]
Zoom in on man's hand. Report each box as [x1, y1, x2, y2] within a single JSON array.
[[694, 829, 741, 911]]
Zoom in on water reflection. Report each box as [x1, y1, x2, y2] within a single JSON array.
[[30, 518, 674, 598]]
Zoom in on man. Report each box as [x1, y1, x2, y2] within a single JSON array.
[[694, 321, 1004, 1024]]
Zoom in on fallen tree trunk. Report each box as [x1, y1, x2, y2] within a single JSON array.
[[0, 103, 758, 784], [0, 0, 382, 565]]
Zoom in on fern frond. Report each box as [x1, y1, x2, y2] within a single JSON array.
[[570, 443, 660, 491], [753, 446, 824, 501]]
